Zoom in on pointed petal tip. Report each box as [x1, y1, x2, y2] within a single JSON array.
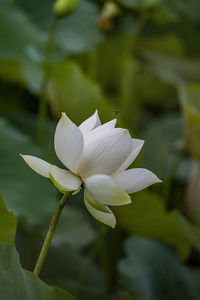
[[20, 154, 27, 162], [60, 112, 68, 122], [20, 155, 51, 178], [114, 168, 162, 194], [95, 109, 100, 121], [20, 154, 28, 160], [93, 109, 100, 123], [133, 138, 145, 146], [110, 221, 116, 229], [20, 154, 29, 162], [84, 189, 117, 228], [140, 139, 145, 146], [157, 178, 162, 183], [121, 128, 131, 136], [126, 195, 132, 204], [152, 173, 162, 184], [79, 110, 101, 134], [61, 112, 70, 122], [107, 211, 117, 228]]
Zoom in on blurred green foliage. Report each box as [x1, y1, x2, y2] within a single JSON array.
[[1, 0, 200, 299], [0, 192, 17, 245], [119, 237, 200, 300], [0, 243, 75, 299]]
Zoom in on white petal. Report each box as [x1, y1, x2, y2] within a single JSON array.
[[20, 155, 50, 178], [79, 128, 133, 177], [90, 119, 117, 134], [49, 165, 82, 193], [79, 110, 101, 134], [84, 174, 131, 206], [114, 139, 144, 174], [84, 189, 116, 228], [113, 168, 162, 194], [54, 113, 84, 173]]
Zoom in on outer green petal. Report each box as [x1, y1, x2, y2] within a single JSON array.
[[49, 165, 82, 193], [84, 189, 116, 228], [84, 174, 131, 206]]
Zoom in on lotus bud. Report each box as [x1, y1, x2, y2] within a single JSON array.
[[54, 0, 79, 18], [100, 1, 121, 30]]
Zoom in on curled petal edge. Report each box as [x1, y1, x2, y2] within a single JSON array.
[[49, 165, 82, 193], [84, 189, 116, 228]]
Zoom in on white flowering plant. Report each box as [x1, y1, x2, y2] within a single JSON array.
[[21, 110, 161, 230], [1, 0, 200, 298]]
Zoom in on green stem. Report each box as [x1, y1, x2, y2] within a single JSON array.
[[33, 191, 72, 276], [119, 11, 149, 130], [37, 17, 58, 147], [185, 162, 200, 225], [99, 233, 112, 294]]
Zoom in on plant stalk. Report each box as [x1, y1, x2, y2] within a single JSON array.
[[37, 17, 58, 146], [33, 191, 72, 276]]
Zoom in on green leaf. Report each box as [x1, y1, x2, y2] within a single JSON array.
[[96, 34, 134, 89], [0, 60, 24, 85], [0, 1, 44, 62], [179, 83, 200, 160], [54, 0, 103, 54], [114, 190, 200, 259], [163, 0, 200, 22], [141, 115, 182, 179], [143, 51, 200, 86], [119, 237, 200, 300], [124, 294, 140, 300], [18, 0, 103, 54], [0, 58, 43, 94], [0, 242, 75, 299], [40, 244, 104, 298], [0, 192, 17, 245], [0, 1, 44, 92], [0, 118, 58, 225], [116, 0, 161, 9], [141, 33, 185, 57], [46, 60, 115, 123]]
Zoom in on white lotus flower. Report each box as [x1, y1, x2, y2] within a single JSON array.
[[21, 111, 161, 228]]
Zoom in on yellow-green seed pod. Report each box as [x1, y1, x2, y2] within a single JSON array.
[[100, 1, 121, 20], [54, 0, 79, 18]]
